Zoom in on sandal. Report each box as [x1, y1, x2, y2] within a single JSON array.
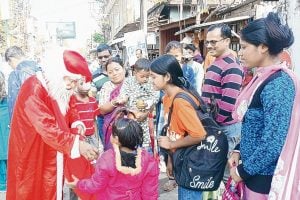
[[163, 179, 177, 192]]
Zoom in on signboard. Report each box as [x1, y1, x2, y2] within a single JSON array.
[[147, 32, 157, 45], [56, 22, 76, 39], [124, 30, 147, 66], [0, 0, 10, 20]]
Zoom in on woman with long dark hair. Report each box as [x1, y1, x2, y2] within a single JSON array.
[[229, 12, 299, 199], [150, 54, 206, 199]]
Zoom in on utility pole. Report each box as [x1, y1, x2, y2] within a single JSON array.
[[140, 0, 147, 34], [285, 0, 300, 76], [180, 0, 183, 40], [140, 0, 148, 57]]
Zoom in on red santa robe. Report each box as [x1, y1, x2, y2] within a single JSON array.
[[6, 73, 82, 200]]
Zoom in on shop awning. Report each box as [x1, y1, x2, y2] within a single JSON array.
[[148, 3, 165, 19], [107, 37, 125, 46], [174, 15, 252, 35], [113, 22, 140, 39]]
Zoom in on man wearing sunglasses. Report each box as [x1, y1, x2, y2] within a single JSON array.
[[92, 44, 112, 93], [91, 44, 112, 144], [201, 23, 244, 186]]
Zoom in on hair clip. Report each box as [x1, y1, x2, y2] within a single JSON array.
[[178, 76, 187, 87]]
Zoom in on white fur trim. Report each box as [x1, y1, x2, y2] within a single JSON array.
[[56, 152, 63, 200], [36, 71, 47, 91], [40, 47, 81, 81], [71, 120, 86, 132], [71, 135, 80, 159]]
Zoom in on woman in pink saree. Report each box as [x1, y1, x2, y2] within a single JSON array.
[[228, 12, 300, 199], [98, 57, 126, 150]]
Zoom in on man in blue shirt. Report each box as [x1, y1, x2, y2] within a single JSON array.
[[5, 46, 40, 120], [92, 44, 112, 144]]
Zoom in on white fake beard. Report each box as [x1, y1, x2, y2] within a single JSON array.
[[46, 77, 73, 115], [40, 47, 76, 115]]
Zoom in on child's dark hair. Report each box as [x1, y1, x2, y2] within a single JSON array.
[[184, 44, 196, 52], [134, 58, 151, 72], [111, 56, 123, 66], [112, 118, 143, 150], [240, 12, 294, 56], [107, 56, 128, 76], [96, 43, 112, 54], [150, 54, 201, 99]]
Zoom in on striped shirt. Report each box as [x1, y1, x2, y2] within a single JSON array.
[[201, 53, 243, 125], [71, 96, 101, 136]]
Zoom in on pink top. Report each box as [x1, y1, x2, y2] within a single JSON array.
[[76, 145, 159, 200]]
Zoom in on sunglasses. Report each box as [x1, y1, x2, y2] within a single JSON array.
[[204, 38, 227, 46], [98, 55, 110, 60]]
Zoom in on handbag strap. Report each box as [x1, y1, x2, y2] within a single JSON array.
[[225, 177, 245, 195], [225, 177, 234, 190]]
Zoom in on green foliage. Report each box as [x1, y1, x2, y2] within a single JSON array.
[[93, 33, 105, 43]]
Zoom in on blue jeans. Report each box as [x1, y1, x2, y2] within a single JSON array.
[[222, 122, 242, 156], [178, 186, 203, 200], [97, 116, 104, 144], [222, 122, 242, 182]]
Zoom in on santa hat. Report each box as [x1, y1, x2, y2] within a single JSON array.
[[63, 50, 92, 82]]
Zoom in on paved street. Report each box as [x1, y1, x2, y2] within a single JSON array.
[[159, 173, 178, 200], [0, 191, 4, 200]]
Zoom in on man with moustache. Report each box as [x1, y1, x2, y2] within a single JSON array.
[[92, 44, 112, 144], [92, 43, 112, 93], [6, 49, 99, 200], [201, 24, 244, 183]]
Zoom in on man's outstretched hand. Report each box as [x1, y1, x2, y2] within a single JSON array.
[[79, 141, 99, 161]]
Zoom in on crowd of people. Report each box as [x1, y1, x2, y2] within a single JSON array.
[[0, 12, 299, 200]]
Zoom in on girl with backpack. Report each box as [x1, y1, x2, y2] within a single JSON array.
[[150, 54, 207, 199]]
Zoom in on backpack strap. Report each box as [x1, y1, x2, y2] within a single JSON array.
[[174, 92, 208, 121], [166, 92, 207, 127], [175, 93, 198, 109]]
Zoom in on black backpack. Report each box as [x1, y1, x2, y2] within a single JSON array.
[[166, 92, 228, 191]]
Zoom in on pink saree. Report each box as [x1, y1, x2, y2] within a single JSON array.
[[103, 82, 123, 150], [232, 64, 300, 199]]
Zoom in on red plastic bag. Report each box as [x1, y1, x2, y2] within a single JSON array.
[[222, 177, 245, 200]]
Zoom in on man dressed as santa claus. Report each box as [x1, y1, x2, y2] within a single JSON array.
[[6, 49, 99, 200]]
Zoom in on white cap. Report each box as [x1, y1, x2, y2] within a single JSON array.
[[180, 36, 192, 44]]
